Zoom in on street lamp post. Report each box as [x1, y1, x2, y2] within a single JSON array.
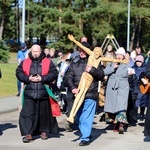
[[22, 0, 25, 43], [127, 0, 130, 52], [17, 3, 20, 43]]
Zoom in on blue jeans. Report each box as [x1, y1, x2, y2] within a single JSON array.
[[78, 99, 96, 142], [17, 80, 21, 93]]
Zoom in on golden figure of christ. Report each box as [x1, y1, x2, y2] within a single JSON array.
[[67, 34, 128, 123]]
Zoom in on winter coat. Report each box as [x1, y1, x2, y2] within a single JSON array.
[[66, 57, 104, 101], [104, 62, 129, 113], [16, 52, 58, 100], [143, 59, 150, 79], [132, 63, 148, 107]]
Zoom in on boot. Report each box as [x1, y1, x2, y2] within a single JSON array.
[[119, 123, 124, 134], [65, 122, 73, 132], [140, 107, 145, 121], [140, 114, 145, 121]]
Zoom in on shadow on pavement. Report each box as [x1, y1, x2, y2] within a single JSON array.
[[0, 123, 17, 135], [72, 127, 107, 143]]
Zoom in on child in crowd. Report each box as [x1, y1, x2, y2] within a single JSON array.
[[132, 55, 148, 121]]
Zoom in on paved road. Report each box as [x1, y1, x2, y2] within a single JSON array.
[[0, 109, 149, 150], [0, 96, 19, 114]]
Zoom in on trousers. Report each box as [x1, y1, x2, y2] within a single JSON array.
[[78, 99, 96, 142]]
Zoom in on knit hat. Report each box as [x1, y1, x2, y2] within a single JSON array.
[[20, 43, 27, 49], [135, 55, 144, 63], [80, 42, 90, 49], [116, 47, 126, 56]]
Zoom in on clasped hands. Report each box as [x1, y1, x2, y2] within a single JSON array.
[[29, 74, 42, 82]]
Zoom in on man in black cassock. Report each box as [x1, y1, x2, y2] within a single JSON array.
[[16, 44, 59, 143]]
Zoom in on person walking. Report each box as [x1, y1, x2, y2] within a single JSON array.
[[65, 41, 105, 146], [126, 51, 137, 126], [132, 55, 148, 121], [16, 44, 59, 143], [57, 53, 71, 114], [104, 47, 129, 134], [140, 57, 150, 142], [17, 43, 28, 96], [67, 34, 127, 124]]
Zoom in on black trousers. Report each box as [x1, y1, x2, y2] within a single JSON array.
[[19, 97, 59, 136], [144, 96, 150, 136], [127, 91, 138, 123], [66, 100, 74, 117]]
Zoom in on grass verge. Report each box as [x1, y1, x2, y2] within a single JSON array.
[[0, 53, 18, 97]]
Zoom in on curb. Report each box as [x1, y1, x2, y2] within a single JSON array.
[[0, 96, 19, 115], [0, 108, 18, 115]]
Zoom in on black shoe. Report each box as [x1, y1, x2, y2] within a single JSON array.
[[66, 128, 73, 132], [144, 136, 150, 142], [99, 114, 105, 122], [79, 140, 90, 146], [89, 135, 92, 140], [140, 115, 145, 121], [128, 121, 137, 127], [16, 92, 20, 96], [65, 122, 73, 132], [119, 124, 124, 134]]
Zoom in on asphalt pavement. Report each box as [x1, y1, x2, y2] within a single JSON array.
[[0, 95, 20, 114], [0, 96, 150, 150]]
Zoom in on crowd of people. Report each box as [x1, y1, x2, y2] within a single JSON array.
[[2, 36, 149, 145]]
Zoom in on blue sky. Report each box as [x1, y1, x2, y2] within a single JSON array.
[[19, 0, 42, 8]]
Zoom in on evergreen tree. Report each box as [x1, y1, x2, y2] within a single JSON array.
[[0, 0, 149, 53], [0, 39, 10, 63]]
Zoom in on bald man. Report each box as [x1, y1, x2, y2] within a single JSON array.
[[16, 44, 59, 143]]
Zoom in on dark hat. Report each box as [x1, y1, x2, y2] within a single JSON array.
[[135, 55, 144, 63], [81, 42, 90, 49], [20, 43, 27, 49]]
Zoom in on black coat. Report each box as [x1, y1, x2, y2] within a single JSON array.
[[16, 52, 58, 100], [143, 60, 150, 136], [66, 57, 104, 101]]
